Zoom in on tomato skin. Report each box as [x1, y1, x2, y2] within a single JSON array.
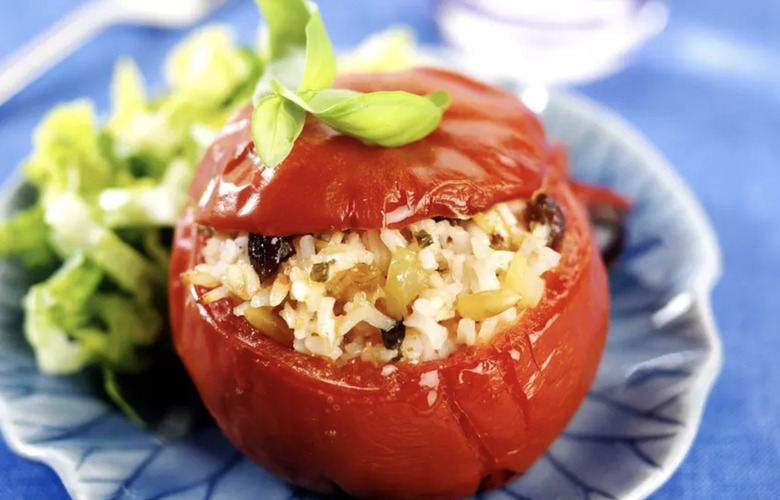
[[570, 180, 633, 211], [189, 68, 547, 236], [169, 173, 609, 499]]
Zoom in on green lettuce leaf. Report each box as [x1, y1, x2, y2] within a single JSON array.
[[0, 203, 57, 268], [24, 102, 129, 202], [23, 252, 162, 376], [97, 159, 192, 228], [165, 26, 254, 107], [23, 253, 103, 374], [0, 17, 267, 429], [44, 193, 159, 301]]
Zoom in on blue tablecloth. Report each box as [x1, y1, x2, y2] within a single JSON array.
[[0, 1, 778, 498]]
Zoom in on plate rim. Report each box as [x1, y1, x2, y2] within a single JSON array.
[[543, 89, 723, 500], [0, 88, 724, 500]]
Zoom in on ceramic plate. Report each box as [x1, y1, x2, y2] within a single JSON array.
[[0, 88, 722, 500]]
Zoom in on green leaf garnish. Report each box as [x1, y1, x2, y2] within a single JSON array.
[[300, 10, 337, 91], [252, 0, 450, 166], [276, 85, 449, 147], [252, 0, 332, 102], [255, 0, 310, 60], [251, 93, 306, 168], [311, 91, 447, 147]]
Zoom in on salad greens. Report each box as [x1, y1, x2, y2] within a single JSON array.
[[0, 0, 426, 425], [0, 25, 261, 424], [251, 0, 449, 167]]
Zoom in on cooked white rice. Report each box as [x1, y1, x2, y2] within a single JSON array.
[[183, 201, 561, 365]]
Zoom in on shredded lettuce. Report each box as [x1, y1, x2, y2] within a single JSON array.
[[23, 253, 102, 374], [338, 26, 419, 72], [24, 102, 127, 202], [165, 26, 255, 106], [23, 252, 161, 375], [0, 204, 57, 268], [98, 158, 193, 228], [0, 25, 262, 423], [44, 193, 160, 301]]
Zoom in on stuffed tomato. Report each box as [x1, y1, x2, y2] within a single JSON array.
[[169, 67, 610, 499]]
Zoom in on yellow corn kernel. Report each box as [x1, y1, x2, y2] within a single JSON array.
[[244, 306, 293, 346], [457, 289, 521, 321], [503, 254, 545, 308]]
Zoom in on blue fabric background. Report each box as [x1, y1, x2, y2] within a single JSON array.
[[0, 0, 778, 498]]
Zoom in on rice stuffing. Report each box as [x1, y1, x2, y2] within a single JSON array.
[[184, 201, 561, 364]]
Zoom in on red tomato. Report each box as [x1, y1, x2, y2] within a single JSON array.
[[170, 67, 611, 498], [189, 68, 548, 236], [570, 180, 634, 211], [169, 174, 609, 499], [547, 142, 633, 211]]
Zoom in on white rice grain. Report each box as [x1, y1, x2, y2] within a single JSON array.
[[185, 201, 560, 364]]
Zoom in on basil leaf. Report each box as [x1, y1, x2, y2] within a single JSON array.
[[253, 50, 306, 104], [251, 94, 306, 168], [317, 91, 448, 146], [425, 90, 452, 110], [305, 88, 362, 109], [251, 0, 451, 159], [254, 0, 310, 60], [300, 10, 337, 91], [278, 88, 450, 147]]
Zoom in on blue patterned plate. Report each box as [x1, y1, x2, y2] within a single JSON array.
[[0, 88, 722, 500]]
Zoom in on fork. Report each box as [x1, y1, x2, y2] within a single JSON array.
[[0, 0, 229, 107]]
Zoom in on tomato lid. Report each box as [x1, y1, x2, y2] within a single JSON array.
[[190, 67, 548, 235]]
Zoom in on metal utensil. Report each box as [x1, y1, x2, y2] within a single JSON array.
[[0, 0, 228, 107]]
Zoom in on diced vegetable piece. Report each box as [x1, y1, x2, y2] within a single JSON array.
[[414, 230, 434, 248], [457, 289, 521, 321], [326, 262, 383, 300], [385, 247, 428, 319], [245, 306, 293, 345], [503, 254, 545, 308], [472, 210, 505, 238], [310, 261, 332, 282]]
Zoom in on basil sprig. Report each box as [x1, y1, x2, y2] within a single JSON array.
[[252, 0, 450, 167]]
